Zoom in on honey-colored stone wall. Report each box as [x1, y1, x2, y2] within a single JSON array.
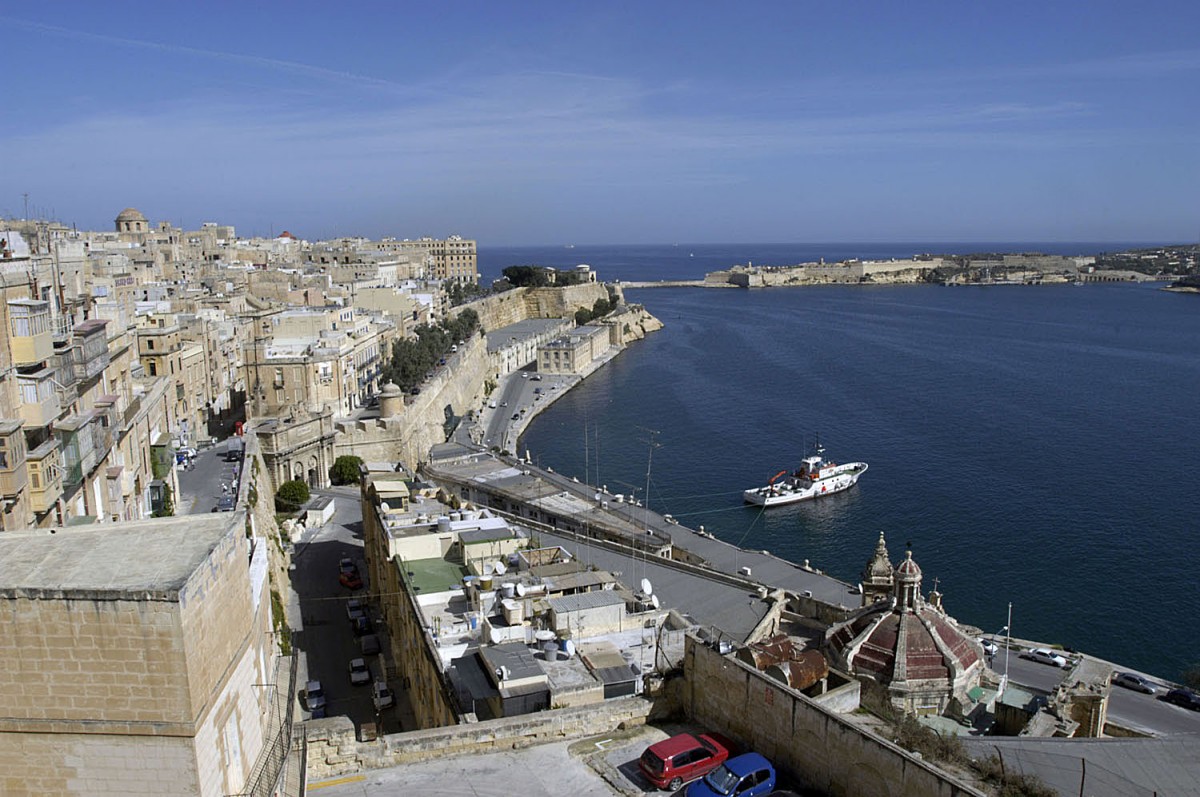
[[0, 732, 198, 797], [0, 595, 192, 731], [684, 636, 985, 797]]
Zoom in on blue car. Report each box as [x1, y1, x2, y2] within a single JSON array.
[[686, 752, 776, 797]]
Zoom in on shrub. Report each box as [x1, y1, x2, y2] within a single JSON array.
[[275, 480, 310, 512], [329, 455, 364, 486]]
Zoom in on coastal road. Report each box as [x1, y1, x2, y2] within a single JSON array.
[[997, 652, 1200, 736]]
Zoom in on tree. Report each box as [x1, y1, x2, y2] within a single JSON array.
[[574, 308, 592, 326], [275, 479, 310, 512], [592, 297, 612, 317], [329, 455, 364, 486], [502, 265, 552, 287], [1183, 664, 1200, 691]]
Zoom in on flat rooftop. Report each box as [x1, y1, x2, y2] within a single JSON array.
[[0, 514, 240, 601]]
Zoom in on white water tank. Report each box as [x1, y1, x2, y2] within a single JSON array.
[[437, 516, 451, 533]]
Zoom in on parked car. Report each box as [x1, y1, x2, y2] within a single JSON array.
[[978, 638, 998, 656], [639, 732, 732, 791], [212, 495, 236, 512], [1163, 688, 1200, 711], [1021, 647, 1068, 668], [351, 615, 373, 636], [360, 633, 381, 656], [686, 752, 776, 797], [339, 571, 363, 590], [346, 598, 365, 622], [303, 680, 327, 718], [339, 558, 358, 576], [372, 680, 394, 710], [348, 658, 371, 686], [1112, 672, 1157, 694]]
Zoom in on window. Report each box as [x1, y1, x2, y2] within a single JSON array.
[[148, 361, 157, 376], [147, 339, 154, 350]]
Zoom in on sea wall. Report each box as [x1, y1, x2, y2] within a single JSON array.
[[459, 283, 613, 332]]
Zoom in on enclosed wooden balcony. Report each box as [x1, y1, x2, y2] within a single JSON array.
[[27, 438, 62, 514], [17, 367, 62, 428], [8, 299, 53, 366]]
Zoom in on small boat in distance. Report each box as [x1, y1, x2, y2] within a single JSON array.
[[743, 442, 868, 507]]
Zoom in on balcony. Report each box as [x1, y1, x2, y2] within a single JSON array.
[[17, 367, 62, 427], [0, 418, 27, 497], [27, 438, 62, 514], [72, 319, 110, 383], [56, 411, 98, 488], [8, 299, 53, 366]]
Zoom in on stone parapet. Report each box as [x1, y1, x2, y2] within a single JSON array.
[[304, 696, 654, 781]]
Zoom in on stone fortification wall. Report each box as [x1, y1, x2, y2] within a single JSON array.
[[457, 282, 612, 332], [609, 303, 663, 343], [684, 636, 985, 797], [339, 283, 657, 472], [333, 331, 492, 470], [303, 696, 655, 781]]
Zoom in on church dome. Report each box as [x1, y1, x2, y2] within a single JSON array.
[[115, 207, 147, 222], [895, 550, 922, 581]]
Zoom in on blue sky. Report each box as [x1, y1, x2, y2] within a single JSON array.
[[3, 2, 1198, 245]]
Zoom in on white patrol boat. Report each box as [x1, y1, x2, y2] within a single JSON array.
[[743, 444, 868, 507]]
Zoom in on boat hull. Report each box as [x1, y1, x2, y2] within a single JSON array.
[[743, 463, 868, 507]]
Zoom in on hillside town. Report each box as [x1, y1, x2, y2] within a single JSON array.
[[1, 210, 1198, 797]]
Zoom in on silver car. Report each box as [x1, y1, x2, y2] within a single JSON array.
[[1112, 672, 1157, 694]]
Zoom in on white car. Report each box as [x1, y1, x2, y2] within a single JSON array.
[[1021, 647, 1068, 668], [348, 658, 371, 686], [978, 638, 998, 656], [372, 680, 394, 710]]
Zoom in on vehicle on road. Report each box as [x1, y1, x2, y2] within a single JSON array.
[[978, 638, 998, 656], [360, 634, 381, 656], [1021, 648, 1068, 668], [303, 680, 327, 718], [348, 658, 371, 686], [213, 495, 236, 512], [339, 558, 358, 575], [351, 615, 373, 635], [1112, 672, 1157, 694], [639, 732, 732, 791], [686, 752, 775, 797], [339, 571, 363, 590], [346, 598, 365, 622], [511, 413, 520, 421], [372, 680, 394, 710], [1163, 688, 1200, 711]]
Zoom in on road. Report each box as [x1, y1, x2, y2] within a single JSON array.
[[994, 648, 1200, 736], [289, 487, 412, 736], [176, 438, 242, 514]]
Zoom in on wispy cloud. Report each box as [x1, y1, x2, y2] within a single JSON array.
[[0, 16, 406, 92]]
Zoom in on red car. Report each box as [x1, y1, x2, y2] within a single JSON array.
[[639, 732, 732, 791], [339, 571, 363, 589]]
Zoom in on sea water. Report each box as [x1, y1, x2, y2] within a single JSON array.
[[481, 244, 1199, 679]]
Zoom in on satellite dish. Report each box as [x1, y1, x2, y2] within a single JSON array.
[[380, 501, 391, 512], [650, 594, 660, 609], [494, 667, 505, 681], [640, 578, 653, 596], [516, 583, 526, 597], [493, 561, 507, 575]]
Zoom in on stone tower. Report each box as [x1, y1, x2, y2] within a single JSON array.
[[861, 531, 895, 607]]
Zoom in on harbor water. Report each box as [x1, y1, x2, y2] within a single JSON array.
[[480, 244, 1200, 680]]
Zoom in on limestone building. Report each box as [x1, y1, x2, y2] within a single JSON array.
[[0, 513, 292, 796]]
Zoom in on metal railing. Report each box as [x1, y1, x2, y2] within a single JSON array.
[[232, 651, 302, 797]]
